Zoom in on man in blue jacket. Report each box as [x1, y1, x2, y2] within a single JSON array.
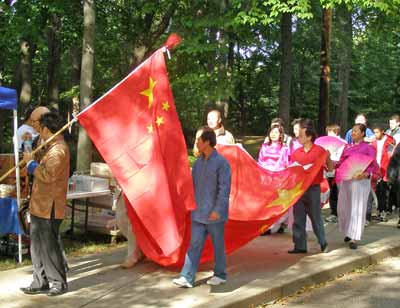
[[173, 127, 231, 288]]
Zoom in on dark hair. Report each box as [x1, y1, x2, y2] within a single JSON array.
[[353, 123, 366, 137], [39, 112, 64, 134], [271, 117, 284, 127], [326, 123, 341, 135], [372, 124, 384, 132], [200, 127, 217, 147], [299, 118, 317, 142], [23, 106, 35, 123], [267, 124, 284, 145], [291, 118, 303, 127]]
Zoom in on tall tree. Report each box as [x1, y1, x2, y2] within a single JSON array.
[[77, 0, 95, 171], [278, 12, 293, 131], [336, 5, 352, 131], [47, 14, 62, 109], [318, 8, 332, 134]]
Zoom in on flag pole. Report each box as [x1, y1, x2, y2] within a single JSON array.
[[0, 119, 77, 183]]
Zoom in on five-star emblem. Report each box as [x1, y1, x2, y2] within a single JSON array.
[[162, 101, 170, 111], [156, 116, 164, 127], [266, 181, 304, 213], [140, 77, 157, 108]]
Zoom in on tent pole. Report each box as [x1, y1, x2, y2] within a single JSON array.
[[13, 109, 22, 264]]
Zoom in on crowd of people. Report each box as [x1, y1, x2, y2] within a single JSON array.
[[15, 106, 400, 293]]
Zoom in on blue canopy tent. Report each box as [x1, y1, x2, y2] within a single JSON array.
[[0, 86, 23, 263]]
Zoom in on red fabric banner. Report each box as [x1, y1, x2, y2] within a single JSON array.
[[78, 49, 327, 267], [77, 49, 195, 261]]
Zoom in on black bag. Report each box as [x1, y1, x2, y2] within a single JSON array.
[[18, 199, 30, 235]]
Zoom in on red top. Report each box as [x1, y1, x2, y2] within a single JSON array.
[[371, 134, 395, 182], [291, 144, 327, 185]]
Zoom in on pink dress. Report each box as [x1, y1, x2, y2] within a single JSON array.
[[258, 142, 290, 171]]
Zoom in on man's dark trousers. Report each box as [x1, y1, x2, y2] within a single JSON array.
[[292, 185, 327, 251], [30, 212, 67, 289]]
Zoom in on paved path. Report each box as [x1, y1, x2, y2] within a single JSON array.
[[0, 217, 399, 308], [268, 256, 400, 308]]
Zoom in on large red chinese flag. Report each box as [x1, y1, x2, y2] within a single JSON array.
[[77, 49, 195, 261]]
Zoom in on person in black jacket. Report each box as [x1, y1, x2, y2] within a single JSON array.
[[387, 143, 400, 228]]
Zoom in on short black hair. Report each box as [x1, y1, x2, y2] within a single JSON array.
[[299, 118, 317, 142], [200, 127, 217, 147], [39, 112, 64, 134]]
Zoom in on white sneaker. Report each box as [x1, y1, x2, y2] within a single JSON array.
[[172, 276, 193, 288], [206, 276, 227, 286]]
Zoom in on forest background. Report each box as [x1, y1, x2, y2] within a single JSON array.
[[1, 0, 399, 171]]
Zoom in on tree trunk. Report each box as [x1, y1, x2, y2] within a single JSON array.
[[337, 5, 352, 133], [278, 12, 293, 132], [47, 14, 62, 110], [70, 46, 81, 87], [14, 40, 34, 112], [77, 0, 95, 172], [318, 9, 332, 134]]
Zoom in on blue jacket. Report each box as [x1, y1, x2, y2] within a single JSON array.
[[191, 150, 231, 224], [345, 127, 374, 144]]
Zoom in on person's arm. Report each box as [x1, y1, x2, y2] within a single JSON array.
[[209, 160, 231, 220], [30, 147, 68, 183]]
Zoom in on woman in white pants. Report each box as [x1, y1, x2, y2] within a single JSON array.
[[337, 124, 379, 249]]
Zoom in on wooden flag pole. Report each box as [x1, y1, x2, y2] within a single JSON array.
[[0, 119, 77, 183]]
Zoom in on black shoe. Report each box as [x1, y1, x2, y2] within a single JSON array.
[[397, 219, 400, 229], [349, 242, 358, 249], [20, 285, 50, 295], [320, 243, 329, 253], [47, 286, 68, 297], [288, 248, 307, 254], [344, 236, 351, 242], [277, 225, 286, 234]]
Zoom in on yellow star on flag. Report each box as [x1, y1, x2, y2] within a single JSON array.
[[147, 124, 153, 134], [162, 101, 170, 111], [266, 181, 304, 213], [156, 116, 164, 127], [140, 77, 157, 109]]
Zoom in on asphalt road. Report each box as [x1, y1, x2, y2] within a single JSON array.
[[264, 256, 400, 308]]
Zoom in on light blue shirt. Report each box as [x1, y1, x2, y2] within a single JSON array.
[[345, 127, 374, 144], [191, 149, 231, 224]]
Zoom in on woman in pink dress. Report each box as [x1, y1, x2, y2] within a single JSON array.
[[258, 125, 290, 234], [336, 124, 379, 249], [258, 125, 290, 171]]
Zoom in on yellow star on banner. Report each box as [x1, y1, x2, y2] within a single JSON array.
[[147, 124, 153, 134], [140, 77, 157, 108], [162, 101, 170, 111], [266, 181, 304, 213], [156, 116, 164, 127]]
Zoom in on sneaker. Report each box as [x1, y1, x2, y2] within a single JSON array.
[[325, 214, 337, 223], [172, 276, 193, 288], [379, 211, 388, 222], [349, 241, 358, 249], [206, 276, 227, 286]]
